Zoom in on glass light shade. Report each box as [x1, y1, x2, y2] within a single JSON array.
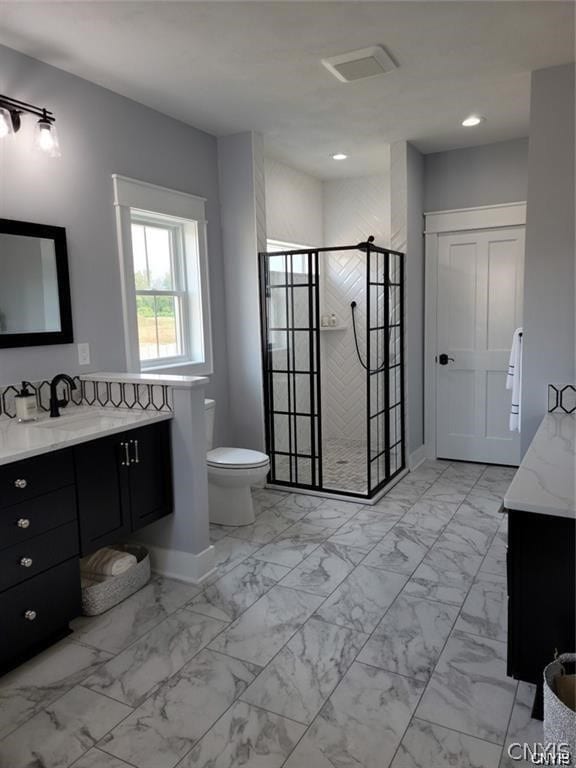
[[34, 118, 61, 157], [0, 108, 14, 138]]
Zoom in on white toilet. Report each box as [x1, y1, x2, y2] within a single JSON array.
[[205, 399, 270, 526]]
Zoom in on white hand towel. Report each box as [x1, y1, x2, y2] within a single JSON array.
[[80, 547, 137, 577], [506, 328, 523, 432]]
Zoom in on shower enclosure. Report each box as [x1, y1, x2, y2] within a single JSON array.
[[259, 238, 405, 501]]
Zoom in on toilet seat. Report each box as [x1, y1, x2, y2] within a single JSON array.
[[207, 447, 269, 470]]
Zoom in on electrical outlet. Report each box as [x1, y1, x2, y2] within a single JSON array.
[[78, 343, 90, 366]]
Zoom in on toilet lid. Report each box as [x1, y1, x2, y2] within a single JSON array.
[[207, 447, 269, 469]]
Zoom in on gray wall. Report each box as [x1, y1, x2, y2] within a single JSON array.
[[0, 44, 230, 443], [405, 143, 425, 453], [218, 132, 267, 451], [424, 138, 529, 212], [522, 63, 575, 450]]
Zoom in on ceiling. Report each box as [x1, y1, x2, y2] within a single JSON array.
[[0, 1, 573, 178]]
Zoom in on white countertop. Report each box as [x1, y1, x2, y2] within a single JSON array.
[[504, 413, 575, 519], [0, 407, 173, 466], [82, 372, 209, 389]]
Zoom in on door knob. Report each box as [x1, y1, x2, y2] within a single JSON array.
[[438, 354, 455, 365], [24, 610, 37, 621]]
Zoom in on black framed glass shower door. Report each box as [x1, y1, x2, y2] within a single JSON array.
[[259, 249, 322, 488], [259, 243, 405, 500]]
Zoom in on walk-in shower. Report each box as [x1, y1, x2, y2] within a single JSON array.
[[259, 238, 405, 500]]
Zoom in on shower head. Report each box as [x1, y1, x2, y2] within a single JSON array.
[[356, 235, 375, 252]]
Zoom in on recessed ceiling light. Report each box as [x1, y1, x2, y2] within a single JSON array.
[[462, 114, 486, 127], [331, 153, 348, 160]]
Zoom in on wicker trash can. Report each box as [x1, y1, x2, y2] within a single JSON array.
[[544, 653, 576, 763], [81, 545, 151, 616]]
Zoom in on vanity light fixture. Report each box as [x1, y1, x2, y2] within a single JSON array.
[[331, 153, 348, 160], [0, 95, 61, 157], [462, 114, 486, 127]]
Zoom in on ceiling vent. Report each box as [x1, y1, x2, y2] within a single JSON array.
[[322, 45, 397, 83]]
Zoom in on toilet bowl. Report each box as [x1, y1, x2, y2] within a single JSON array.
[[205, 400, 269, 526]]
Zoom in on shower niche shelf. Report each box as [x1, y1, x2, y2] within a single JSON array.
[[319, 325, 347, 332]]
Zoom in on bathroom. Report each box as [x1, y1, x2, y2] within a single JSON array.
[[0, 3, 575, 767]]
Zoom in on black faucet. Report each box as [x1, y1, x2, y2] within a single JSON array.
[[49, 373, 77, 417]]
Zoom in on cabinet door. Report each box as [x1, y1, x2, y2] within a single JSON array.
[[127, 421, 173, 531], [75, 433, 131, 555]]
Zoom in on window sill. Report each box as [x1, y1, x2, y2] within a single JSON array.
[[141, 360, 213, 376]]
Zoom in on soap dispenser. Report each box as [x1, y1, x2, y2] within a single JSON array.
[[15, 381, 37, 422]]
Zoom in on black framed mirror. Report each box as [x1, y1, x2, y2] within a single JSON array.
[[0, 218, 73, 348]]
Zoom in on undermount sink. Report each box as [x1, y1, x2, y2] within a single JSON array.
[[32, 411, 128, 430]]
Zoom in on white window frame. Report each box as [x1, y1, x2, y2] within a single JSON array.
[[113, 174, 213, 374]]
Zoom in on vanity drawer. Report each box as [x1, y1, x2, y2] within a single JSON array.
[[0, 486, 77, 551], [0, 521, 79, 592], [0, 449, 74, 508], [0, 558, 81, 667]]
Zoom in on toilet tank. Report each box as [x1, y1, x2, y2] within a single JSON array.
[[204, 399, 216, 450]]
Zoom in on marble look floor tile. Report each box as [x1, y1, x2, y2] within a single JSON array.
[[404, 544, 483, 605], [279, 542, 365, 596], [241, 616, 367, 724], [209, 586, 324, 665], [0, 685, 132, 768], [362, 525, 438, 575], [181, 700, 305, 768], [391, 718, 502, 768], [0, 640, 112, 739], [303, 499, 363, 528], [416, 630, 517, 744], [367, 498, 413, 516], [188, 558, 290, 622], [251, 488, 288, 510], [385, 480, 431, 504], [71, 748, 134, 768], [399, 500, 459, 534], [422, 481, 469, 505], [100, 649, 260, 768], [474, 477, 511, 498], [84, 608, 226, 707], [314, 564, 407, 634], [208, 537, 263, 581], [70, 577, 199, 654], [275, 492, 324, 514], [283, 662, 424, 768], [456, 572, 508, 642], [358, 595, 459, 681], [327, 510, 399, 552], [465, 487, 505, 512], [252, 523, 329, 567], [500, 682, 544, 768], [480, 538, 507, 577], [436, 516, 497, 557], [209, 524, 229, 543], [227, 507, 299, 544]]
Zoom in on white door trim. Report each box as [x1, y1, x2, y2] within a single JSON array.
[[424, 202, 527, 459]]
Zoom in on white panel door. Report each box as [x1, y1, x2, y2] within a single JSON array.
[[436, 227, 524, 464]]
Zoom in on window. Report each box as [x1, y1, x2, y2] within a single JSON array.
[[113, 175, 212, 373]]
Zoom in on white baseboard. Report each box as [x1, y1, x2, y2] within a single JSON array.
[[409, 445, 427, 470], [145, 543, 216, 585]]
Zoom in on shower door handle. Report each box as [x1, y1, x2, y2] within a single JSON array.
[[438, 353, 455, 365]]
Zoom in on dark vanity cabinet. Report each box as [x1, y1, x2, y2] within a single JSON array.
[[0, 449, 81, 671], [506, 507, 575, 717], [75, 421, 172, 555], [0, 419, 172, 673]]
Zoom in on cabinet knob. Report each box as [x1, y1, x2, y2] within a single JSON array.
[[20, 557, 33, 568], [17, 518, 30, 529], [14, 478, 28, 489], [24, 610, 37, 621]]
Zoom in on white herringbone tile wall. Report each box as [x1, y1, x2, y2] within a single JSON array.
[[322, 174, 391, 443]]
